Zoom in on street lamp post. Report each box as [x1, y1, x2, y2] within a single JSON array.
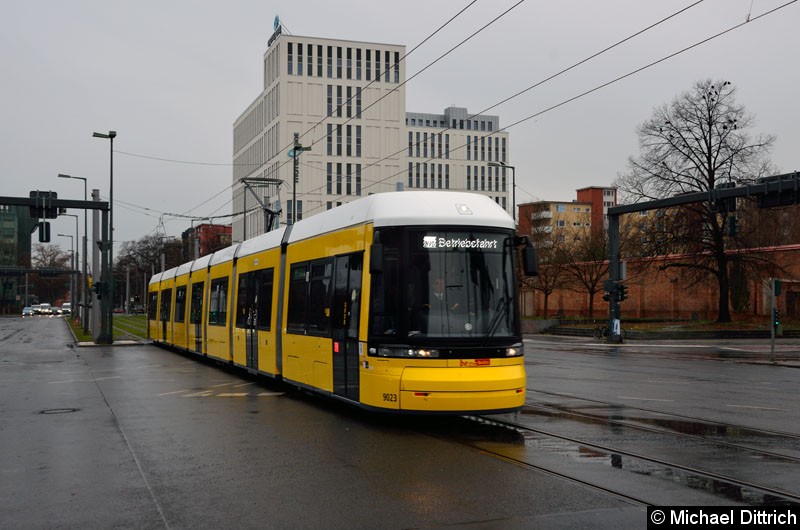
[[57, 233, 74, 310], [61, 213, 79, 319], [58, 173, 89, 333], [488, 161, 516, 223], [92, 131, 116, 344]]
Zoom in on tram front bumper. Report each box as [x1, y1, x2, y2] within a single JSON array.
[[399, 365, 526, 412]]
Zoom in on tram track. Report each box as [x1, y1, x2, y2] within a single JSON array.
[[417, 387, 800, 507], [526, 388, 800, 459]]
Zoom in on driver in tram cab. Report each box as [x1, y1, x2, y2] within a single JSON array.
[[422, 276, 463, 334]]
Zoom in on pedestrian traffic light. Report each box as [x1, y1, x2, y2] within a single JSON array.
[[773, 308, 781, 328], [602, 290, 611, 302], [618, 283, 629, 302]]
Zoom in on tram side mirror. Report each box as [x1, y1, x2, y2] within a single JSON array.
[[370, 243, 383, 274], [522, 246, 538, 276], [515, 236, 537, 277]]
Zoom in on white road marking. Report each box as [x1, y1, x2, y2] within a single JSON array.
[[617, 396, 674, 402], [726, 404, 789, 412]]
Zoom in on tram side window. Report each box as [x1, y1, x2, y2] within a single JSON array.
[[287, 264, 308, 333], [208, 278, 229, 326], [160, 289, 172, 321], [174, 286, 187, 323], [287, 259, 332, 336], [190, 282, 204, 324], [235, 274, 251, 328], [147, 291, 158, 319]]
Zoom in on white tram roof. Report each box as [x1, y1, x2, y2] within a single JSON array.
[[190, 253, 212, 272], [208, 243, 238, 267], [237, 226, 287, 259], [152, 192, 513, 281], [289, 191, 514, 243]]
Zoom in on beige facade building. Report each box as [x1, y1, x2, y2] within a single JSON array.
[[232, 27, 511, 242]]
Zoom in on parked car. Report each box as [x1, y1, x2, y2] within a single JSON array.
[[61, 302, 72, 315], [21, 307, 33, 317]]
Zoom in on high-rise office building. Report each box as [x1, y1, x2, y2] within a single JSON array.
[[232, 26, 511, 242]]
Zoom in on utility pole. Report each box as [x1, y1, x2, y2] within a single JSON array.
[[290, 132, 311, 225]]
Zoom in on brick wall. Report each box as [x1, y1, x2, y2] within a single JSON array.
[[523, 245, 800, 321]]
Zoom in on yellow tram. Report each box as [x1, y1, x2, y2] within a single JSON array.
[[148, 191, 536, 413]]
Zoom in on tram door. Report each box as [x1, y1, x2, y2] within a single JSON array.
[[160, 289, 172, 341], [332, 252, 362, 400], [245, 286, 258, 370]]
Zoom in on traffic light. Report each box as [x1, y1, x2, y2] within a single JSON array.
[[727, 216, 737, 237], [773, 308, 781, 328], [93, 281, 104, 300], [602, 290, 611, 302], [38, 221, 51, 243], [618, 283, 629, 302]]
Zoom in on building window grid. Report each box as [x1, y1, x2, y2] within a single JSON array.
[[356, 48, 362, 80], [327, 46, 333, 77], [346, 47, 352, 79], [356, 126, 361, 157], [287, 42, 293, 75], [317, 45, 323, 76], [297, 43, 303, 76]]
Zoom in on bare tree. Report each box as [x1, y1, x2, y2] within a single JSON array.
[[522, 229, 571, 318], [563, 228, 609, 319], [31, 244, 71, 303], [615, 79, 775, 322]]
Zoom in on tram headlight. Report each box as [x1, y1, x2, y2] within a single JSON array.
[[370, 346, 440, 358], [505, 343, 524, 357]]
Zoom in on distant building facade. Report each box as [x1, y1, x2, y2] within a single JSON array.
[[517, 186, 615, 245], [181, 223, 232, 261], [0, 205, 37, 311]]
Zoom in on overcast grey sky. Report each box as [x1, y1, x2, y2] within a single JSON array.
[[2, 0, 798, 255]]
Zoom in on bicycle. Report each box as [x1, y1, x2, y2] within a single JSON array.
[[592, 324, 626, 340]]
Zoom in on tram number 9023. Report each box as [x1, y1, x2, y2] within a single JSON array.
[[382, 393, 398, 402]]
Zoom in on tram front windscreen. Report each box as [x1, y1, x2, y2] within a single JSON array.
[[369, 227, 519, 345]]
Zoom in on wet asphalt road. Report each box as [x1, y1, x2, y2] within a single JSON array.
[[1, 317, 641, 530]]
